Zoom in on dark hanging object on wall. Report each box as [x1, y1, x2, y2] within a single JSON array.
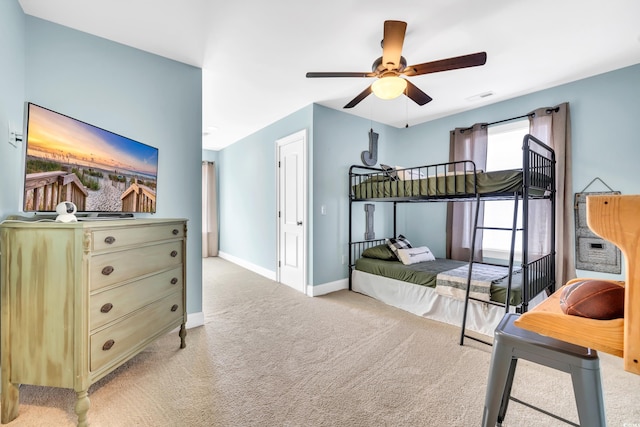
[[365, 204, 375, 240], [361, 128, 379, 166], [574, 178, 621, 274]]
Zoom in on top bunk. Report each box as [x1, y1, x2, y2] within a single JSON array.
[[350, 134, 555, 203]]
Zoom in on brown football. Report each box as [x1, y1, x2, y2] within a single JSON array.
[[559, 280, 625, 320]]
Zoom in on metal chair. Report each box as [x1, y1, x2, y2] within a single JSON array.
[[484, 194, 640, 426], [482, 313, 605, 427]]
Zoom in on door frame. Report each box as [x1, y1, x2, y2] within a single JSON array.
[[275, 129, 308, 294]]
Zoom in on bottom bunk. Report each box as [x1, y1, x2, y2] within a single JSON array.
[[352, 269, 547, 337], [356, 257, 529, 305], [349, 239, 553, 338]]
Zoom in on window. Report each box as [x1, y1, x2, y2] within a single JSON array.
[[482, 119, 529, 261]]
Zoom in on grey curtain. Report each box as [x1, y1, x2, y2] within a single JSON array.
[[528, 103, 575, 287], [446, 123, 488, 261], [202, 161, 219, 257]]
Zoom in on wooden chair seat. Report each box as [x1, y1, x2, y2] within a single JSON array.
[[515, 194, 640, 375]]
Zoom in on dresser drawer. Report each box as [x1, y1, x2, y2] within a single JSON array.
[[90, 266, 183, 330], [92, 223, 184, 251], [90, 292, 183, 372], [90, 241, 183, 291]]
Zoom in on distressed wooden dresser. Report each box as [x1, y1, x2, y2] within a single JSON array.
[[0, 218, 187, 426]]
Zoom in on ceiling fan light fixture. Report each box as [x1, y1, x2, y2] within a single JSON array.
[[372, 75, 407, 100]]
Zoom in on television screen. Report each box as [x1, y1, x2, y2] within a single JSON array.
[[22, 103, 159, 214]]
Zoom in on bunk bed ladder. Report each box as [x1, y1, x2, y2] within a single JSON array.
[[459, 192, 521, 346]]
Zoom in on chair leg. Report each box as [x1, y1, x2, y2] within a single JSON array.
[[482, 338, 513, 427], [497, 358, 518, 424], [571, 365, 606, 427]]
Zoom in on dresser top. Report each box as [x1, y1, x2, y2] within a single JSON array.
[[1, 217, 187, 229]]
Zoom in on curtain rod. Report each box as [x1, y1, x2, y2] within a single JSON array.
[[459, 106, 560, 133], [484, 113, 531, 127]]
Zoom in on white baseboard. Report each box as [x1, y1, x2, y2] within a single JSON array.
[[171, 311, 204, 336], [217, 252, 348, 297], [218, 251, 276, 281], [186, 311, 205, 329], [307, 278, 348, 296]]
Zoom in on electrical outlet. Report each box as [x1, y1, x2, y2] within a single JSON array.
[[341, 255, 346, 265]]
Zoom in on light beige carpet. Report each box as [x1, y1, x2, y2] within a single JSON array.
[[7, 257, 640, 426]]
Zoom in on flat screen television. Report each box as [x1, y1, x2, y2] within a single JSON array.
[[22, 103, 159, 215]]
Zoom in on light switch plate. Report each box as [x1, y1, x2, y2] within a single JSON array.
[[7, 122, 20, 148]]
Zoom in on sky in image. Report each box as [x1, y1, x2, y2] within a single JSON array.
[[26, 104, 158, 177]]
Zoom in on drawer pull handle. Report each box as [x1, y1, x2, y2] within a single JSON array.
[[172, 229, 179, 235], [171, 277, 178, 285], [170, 250, 178, 258], [100, 303, 113, 313], [102, 266, 114, 276], [171, 304, 179, 312], [104, 236, 116, 244], [102, 339, 115, 351]]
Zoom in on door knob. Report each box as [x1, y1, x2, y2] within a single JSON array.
[[297, 221, 303, 226]]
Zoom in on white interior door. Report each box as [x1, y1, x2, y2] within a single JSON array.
[[277, 130, 307, 294]]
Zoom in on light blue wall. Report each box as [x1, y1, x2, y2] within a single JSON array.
[[216, 102, 400, 286], [312, 105, 400, 284], [217, 105, 313, 274], [395, 63, 640, 194], [218, 63, 640, 286], [202, 149, 218, 163], [0, 1, 26, 218], [396, 63, 640, 280], [0, 6, 204, 316]]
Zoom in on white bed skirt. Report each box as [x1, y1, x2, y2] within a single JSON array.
[[352, 269, 546, 337]]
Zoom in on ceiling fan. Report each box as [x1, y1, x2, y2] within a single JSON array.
[[306, 20, 487, 109]]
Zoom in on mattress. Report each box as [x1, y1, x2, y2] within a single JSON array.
[[351, 169, 548, 199], [352, 269, 546, 337], [354, 257, 524, 305]]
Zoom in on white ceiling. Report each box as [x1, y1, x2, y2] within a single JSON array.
[[18, 0, 640, 151]]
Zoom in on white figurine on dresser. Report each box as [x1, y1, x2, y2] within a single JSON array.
[[55, 201, 78, 222]]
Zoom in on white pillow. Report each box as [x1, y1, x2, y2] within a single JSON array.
[[396, 246, 435, 265], [395, 166, 425, 181]]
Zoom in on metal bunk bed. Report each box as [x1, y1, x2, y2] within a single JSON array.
[[348, 134, 556, 345]]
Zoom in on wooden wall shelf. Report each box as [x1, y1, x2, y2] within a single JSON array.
[[515, 194, 640, 375]]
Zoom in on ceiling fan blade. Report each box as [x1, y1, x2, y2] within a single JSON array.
[[403, 52, 487, 76], [382, 20, 407, 71], [306, 71, 376, 78], [344, 85, 373, 108], [404, 80, 433, 106]]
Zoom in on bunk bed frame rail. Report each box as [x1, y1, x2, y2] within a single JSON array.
[[347, 133, 556, 344], [349, 160, 479, 202]]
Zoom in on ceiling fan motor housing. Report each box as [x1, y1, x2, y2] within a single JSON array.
[[373, 56, 407, 74], [305, 20, 487, 108]]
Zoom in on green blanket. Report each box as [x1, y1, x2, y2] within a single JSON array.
[[352, 169, 548, 199], [355, 257, 524, 305]]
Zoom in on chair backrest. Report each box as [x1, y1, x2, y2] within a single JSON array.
[[587, 194, 640, 375]]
